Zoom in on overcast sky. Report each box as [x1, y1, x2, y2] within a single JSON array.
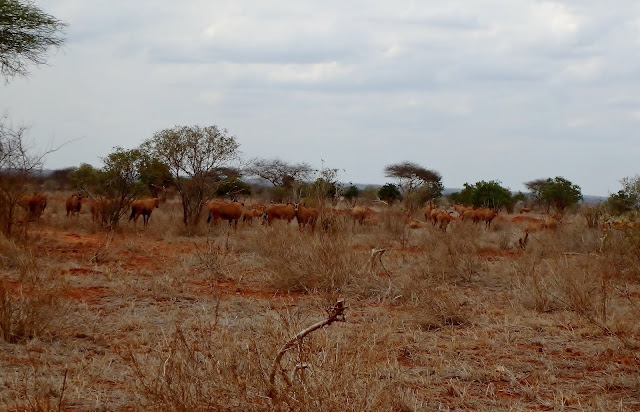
[[2, 1, 640, 196]]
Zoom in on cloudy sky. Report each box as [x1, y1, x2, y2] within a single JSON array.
[[2, 0, 640, 196]]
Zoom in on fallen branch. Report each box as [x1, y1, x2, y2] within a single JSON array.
[[368, 248, 390, 275], [268, 299, 347, 399]]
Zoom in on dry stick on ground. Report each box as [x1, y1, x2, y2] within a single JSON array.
[[268, 299, 347, 399], [368, 248, 390, 275], [57, 369, 68, 412], [90, 230, 114, 264], [518, 230, 529, 250]]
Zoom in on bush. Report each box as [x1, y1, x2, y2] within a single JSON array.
[[450, 180, 515, 210], [378, 183, 402, 205]]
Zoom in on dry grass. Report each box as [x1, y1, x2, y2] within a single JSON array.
[[1, 197, 640, 410]]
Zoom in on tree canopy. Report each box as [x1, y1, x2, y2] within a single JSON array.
[[378, 183, 402, 205], [526, 177, 582, 213], [449, 180, 517, 210], [0, 0, 67, 79], [618, 175, 640, 210], [245, 158, 313, 187], [142, 125, 240, 226], [384, 161, 443, 209]]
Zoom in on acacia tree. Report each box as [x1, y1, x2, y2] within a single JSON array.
[[0, 0, 66, 79], [524, 178, 547, 208], [246, 158, 313, 187], [384, 162, 443, 210], [142, 125, 240, 226]]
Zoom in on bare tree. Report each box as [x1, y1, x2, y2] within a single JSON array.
[[1, 0, 67, 79], [0, 117, 55, 235], [142, 125, 240, 226], [245, 158, 313, 187]]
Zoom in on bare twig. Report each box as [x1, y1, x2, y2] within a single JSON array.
[[373, 195, 389, 206], [90, 230, 114, 264], [268, 299, 347, 399], [57, 369, 68, 412], [367, 248, 390, 275]]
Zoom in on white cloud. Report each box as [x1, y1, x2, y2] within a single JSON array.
[[2, 0, 639, 195]]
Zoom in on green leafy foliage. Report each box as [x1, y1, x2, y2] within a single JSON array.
[[526, 177, 582, 213], [540, 177, 583, 213], [378, 183, 402, 204], [606, 190, 636, 216], [138, 155, 172, 197], [450, 180, 515, 210], [215, 178, 251, 198], [0, 0, 67, 78], [143, 125, 240, 226]]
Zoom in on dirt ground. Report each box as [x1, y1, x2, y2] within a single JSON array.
[[1, 196, 639, 411]]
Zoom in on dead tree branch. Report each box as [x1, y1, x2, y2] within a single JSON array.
[[367, 248, 390, 275], [268, 299, 347, 399]]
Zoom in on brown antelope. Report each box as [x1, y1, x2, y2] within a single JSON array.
[[264, 203, 296, 226], [350, 206, 377, 225], [294, 202, 319, 232], [65, 193, 83, 218], [129, 197, 161, 228], [18, 193, 47, 220], [205, 201, 244, 229]]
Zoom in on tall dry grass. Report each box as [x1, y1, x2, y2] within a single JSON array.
[[122, 302, 421, 411], [3, 196, 640, 410], [243, 225, 378, 295]]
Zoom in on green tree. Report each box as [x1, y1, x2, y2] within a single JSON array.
[[539, 177, 583, 213], [606, 190, 635, 216], [618, 175, 640, 210], [142, 125, 240, 226], [215, 177, 251, 199], [1, 0, 67, 79], [343, 184, 359, 206], [99, 148, 144, 198], [68, 163, 100, 192], [69, 150, 150, 227], [378, 183, 402, 205], [524, 178, 547, 208], [450, 180, 515, 210], [138, 155, 172, 198], [93, 148, 146, 227]]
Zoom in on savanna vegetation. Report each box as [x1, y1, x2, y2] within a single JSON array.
[[1, 115, 640, 411], [3, 5, 640, 409]]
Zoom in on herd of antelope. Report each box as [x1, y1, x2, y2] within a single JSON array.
[[13, 192, 570, 242]]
